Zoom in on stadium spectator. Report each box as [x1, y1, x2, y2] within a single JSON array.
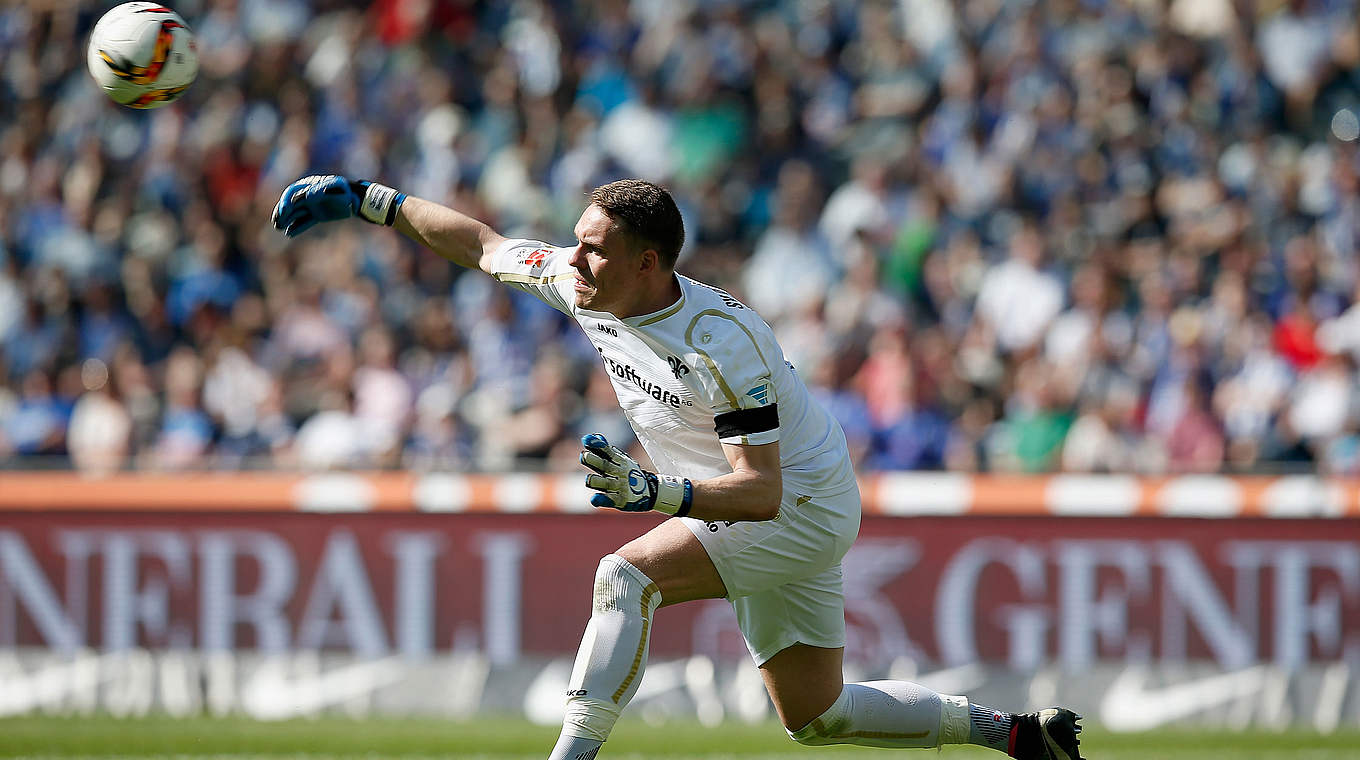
[[67, 358, 131, 475], [3, 0, 1360, 476]]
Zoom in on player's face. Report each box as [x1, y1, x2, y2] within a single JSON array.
[[569, 204, 641, 313]]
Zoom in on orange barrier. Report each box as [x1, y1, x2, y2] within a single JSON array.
[[2, 471, 1357, 517]]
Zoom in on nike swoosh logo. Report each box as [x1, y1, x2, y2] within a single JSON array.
[[1099, 665, 1269, 731], [241, 657, 407, 720], [0, 650, 102, 716]]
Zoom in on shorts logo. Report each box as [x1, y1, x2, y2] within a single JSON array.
[[667, 355, 689, 380]]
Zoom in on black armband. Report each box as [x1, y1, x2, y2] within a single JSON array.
[[714, 404, 779, 440]]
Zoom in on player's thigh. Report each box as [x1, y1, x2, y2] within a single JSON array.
[[731, 560, 847, 666], [615, 517, 728, 606], [685, 488, 860, 599], [759, 643, 845, 731]]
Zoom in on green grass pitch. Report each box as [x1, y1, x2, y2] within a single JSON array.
[[1, 716, 1358, 759]]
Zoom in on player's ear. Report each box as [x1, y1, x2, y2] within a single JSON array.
[[638, 247, 660, 274]]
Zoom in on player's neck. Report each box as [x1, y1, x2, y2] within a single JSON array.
[[615, 273, 682, 320]]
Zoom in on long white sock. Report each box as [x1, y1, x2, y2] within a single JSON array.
[[788, 681, 1014, 753], [552, 554, 661, 753], [788, 681, 944, 748], [546, 735, 601, 760]]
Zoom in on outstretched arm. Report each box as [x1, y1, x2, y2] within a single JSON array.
[[393, 195, 507, 274], [271, 175, 507, 275]]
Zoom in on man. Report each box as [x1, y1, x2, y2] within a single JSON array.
[[271, 175, 1085, 760]]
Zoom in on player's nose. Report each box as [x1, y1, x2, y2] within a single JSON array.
[[567, 243, 585, 265]]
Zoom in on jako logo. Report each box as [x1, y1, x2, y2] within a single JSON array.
[[597, 323, 618, 337]]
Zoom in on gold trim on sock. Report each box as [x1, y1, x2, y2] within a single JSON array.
[[813, 724, 931, 741], [611, 582, 659, 703]]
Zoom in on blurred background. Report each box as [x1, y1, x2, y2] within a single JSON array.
[[2, 0, 1360, 743], [5, 0, 1360, 475]]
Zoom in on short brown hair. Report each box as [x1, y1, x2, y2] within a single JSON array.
[[589, 179, 685, 269]]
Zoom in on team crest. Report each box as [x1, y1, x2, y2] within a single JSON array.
[[667, 356, 689, 380]]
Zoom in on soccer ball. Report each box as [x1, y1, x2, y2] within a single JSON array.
[[86, 3, 198, 109]]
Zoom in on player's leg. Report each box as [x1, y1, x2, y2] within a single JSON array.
[[548, 519, 726, 760], [615, 517, 728, 605], [756, 642, 845, 731], [738, 575, 965, 749], [760, 637, 1083, 758], [758, 637, 986, 749], [727, 488, 1083, 758]]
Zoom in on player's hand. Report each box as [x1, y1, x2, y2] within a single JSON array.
[[271, 175, 361, 237], [579, 433, 693, 516], [272, 175, 406, 236], [580, 433, 657, 512]]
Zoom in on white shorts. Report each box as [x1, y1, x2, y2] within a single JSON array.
[[682, 486, 861, 666]]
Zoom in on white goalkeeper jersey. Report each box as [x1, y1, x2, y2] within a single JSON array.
[[488, 239, 857, 499]]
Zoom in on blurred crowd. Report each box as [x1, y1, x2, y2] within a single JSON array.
[[3, 0, 1360, 475]]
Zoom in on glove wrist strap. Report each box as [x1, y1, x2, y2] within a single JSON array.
[[650, 474, 693, 518], [355, 180, 407, 226]]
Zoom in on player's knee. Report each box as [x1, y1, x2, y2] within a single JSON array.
[[787, 721, 836, 746], [591, 553, 659, 614], [785, 685, 850, 746]]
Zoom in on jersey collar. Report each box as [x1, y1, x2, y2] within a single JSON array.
[[620, 275, 687, 328]]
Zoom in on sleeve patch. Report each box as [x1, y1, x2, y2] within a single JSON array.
[[519, 247, 551, 270], [487, 240, 574, 315], [714, 404, 779, 440], [745, 382, 771, 406]]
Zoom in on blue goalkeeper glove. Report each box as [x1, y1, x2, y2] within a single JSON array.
[[271, 174, 406, 237], [579, 433, 692, 516]]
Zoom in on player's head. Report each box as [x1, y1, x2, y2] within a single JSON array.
[[589, 180, 685, 268], [570, 179, 685, 314]]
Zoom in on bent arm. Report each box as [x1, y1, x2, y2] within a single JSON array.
[[392, 195, 508, 274], [685, 440, 783, 522]]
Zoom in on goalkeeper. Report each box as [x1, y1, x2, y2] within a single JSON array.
[[272, 175, 1084, 760]]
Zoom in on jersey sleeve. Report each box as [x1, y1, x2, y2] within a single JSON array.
[[485, 238, 576, 315], [686, 312, 780, 446]]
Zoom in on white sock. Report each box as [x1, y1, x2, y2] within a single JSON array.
[[788, 681, 944, 748], [788, 682, 1012, 753], [555, 554, 661, 746], [546, 734, 602, 760]]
